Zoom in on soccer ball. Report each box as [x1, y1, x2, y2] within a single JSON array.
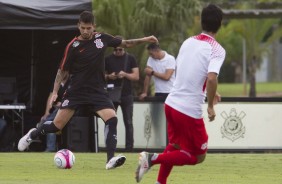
[[54, 149, 75, 169]]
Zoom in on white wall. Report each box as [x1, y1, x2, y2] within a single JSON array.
[[97, 102, 282, 150], [98, 102, 167, 149], [204, 102, 282, 149]]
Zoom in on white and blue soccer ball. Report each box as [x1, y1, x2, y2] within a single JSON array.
[[54, 149, 75, 169]]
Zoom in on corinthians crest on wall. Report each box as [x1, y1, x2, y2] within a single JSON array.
[[143, 108, 152, 147], [220, 108, 246, 142]]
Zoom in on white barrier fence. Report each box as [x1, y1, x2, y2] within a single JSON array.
[[98, 101, 282, 150]]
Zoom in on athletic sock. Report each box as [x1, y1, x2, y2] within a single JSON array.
[[30, 121, 60, 139], [156, 144, 177, 184], [152, 149, 197, 166], [104, 117, 118, 162]]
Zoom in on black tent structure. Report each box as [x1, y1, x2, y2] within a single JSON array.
[[0, 0, 92, 115]]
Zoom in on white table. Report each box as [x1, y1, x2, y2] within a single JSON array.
[[0, 104, 26, 136]]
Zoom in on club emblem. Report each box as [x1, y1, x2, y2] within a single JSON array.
[[95, 33, 101, 38], [72, 41, 80, 47], [221, 108, 246, 142], [62, 99, 69, 107], [143, 108, 152, 147], [94, 39, 104, 49]]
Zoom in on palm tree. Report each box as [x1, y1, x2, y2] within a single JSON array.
[[231, 18, 282, 97], [93, 0, 142, 37], [134, 0, 201, 55]]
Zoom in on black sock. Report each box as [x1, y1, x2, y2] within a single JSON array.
[[104, 117, 117, 162], [30, 121, 60, 139]]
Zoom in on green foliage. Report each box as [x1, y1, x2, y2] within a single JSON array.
[[216, 22, 244, 82], [93, 0, 138, 38], [135, 0, 201, 55], [1, 153, 282, 184], [94, 0, 201, 55], [232, 18, 281, 63], [218, 82, 282, 97]]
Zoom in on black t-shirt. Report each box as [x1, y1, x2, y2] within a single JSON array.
[[59, 33, 122, 97], [105, 53, 138, 96]]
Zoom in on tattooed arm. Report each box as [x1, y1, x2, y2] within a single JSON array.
[[50, 69, 69, 105], [120, 35, 158, 48]]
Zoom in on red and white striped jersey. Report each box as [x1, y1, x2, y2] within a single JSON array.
[[165, 33, 226, 119]]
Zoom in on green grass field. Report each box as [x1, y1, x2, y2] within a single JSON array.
[[218, 82, 282, 97], [0, 152, 282, 184]]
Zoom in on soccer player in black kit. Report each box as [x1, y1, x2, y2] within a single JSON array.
[[18, 11, 158, 169]]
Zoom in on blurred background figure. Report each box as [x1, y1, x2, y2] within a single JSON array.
[[36, 79, 70, 152], [105, 37, 139, 152], [139, 43, 176, 100]]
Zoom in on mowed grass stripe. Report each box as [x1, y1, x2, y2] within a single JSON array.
[[0, 152, 282, 184]]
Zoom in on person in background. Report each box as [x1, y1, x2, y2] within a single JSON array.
[[139, 43, 176, 100], [135, 4, 226, 183], [105, 37, 139, 152], [37, 92, 57, 152], [18, 10, 158, 170], [37, 79, 70, 152]]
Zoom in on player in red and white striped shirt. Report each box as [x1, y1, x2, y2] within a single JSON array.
[[136, 4, 226, 184]]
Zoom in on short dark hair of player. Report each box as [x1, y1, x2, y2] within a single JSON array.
[[147, 43, 160, 51], [201, 4, 223, 33], [79, 11, 95, 24]]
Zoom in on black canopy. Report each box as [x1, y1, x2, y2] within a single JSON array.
[[0, 0, 92, 30], [0, 0, 92, 116]]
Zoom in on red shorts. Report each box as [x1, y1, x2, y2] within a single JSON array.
[[165, 104, 208, 155]]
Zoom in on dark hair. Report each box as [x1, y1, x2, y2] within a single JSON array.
[[79, 11, 94, 24], [146, 43, 160, 51], [201, 4, 223, 33]]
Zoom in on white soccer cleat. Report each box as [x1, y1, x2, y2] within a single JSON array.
[[135, 151, 153, 183], [18, 128, 36, 151], [106, 154, 126, 170]]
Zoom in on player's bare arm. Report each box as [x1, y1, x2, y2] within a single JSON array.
[[206, 72, 218, 121], [120, 36, 158, 48], [50, 69, 69, 105]]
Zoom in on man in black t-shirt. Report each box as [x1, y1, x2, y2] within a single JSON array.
[[18, 11, 158, 170], [105, 40, 139, 152]]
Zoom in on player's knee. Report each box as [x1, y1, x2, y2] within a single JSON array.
[[53, 121, 64, 130], [196, 154, 206, 164]]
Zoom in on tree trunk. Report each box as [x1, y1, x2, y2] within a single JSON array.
[[249, 56, 257, 97]]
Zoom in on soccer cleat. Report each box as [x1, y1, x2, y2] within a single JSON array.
[[18, 128, 36, 151], [135, 151, 153, 183], [106, 154, 126, 170]]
